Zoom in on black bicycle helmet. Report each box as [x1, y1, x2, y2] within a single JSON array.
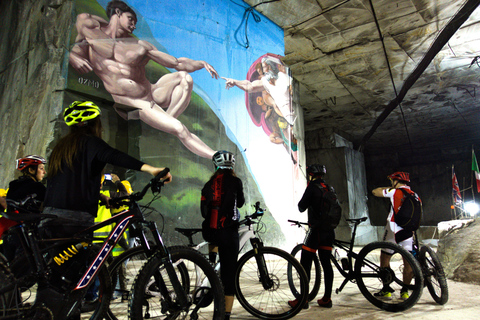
[[306, 164, 326, 177], [212, 150, 235, 169]]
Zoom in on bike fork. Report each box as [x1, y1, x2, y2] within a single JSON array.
[[146, 221, 190, 309], [250, 238, 274, 290]]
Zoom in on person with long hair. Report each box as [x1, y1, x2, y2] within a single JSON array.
[[201, 150, 244, 320], [43, 100, 171, 236], [38, 100, 171, 319]]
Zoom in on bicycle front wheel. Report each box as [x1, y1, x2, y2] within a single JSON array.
[[106, 246, 149, 320], [129, 246, 225, 320], [235, 246, 308, 320], [290, 243, 321, 301], [355, 241, 423, 312], [419, 245, 448, 305]]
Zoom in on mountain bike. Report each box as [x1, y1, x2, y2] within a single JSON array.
[[412, 232, 449, 305], [0, 169, 225, 320], [288, 217, 424, 312], [175, 202, 309, 320]]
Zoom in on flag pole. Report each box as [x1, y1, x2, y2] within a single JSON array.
[[472, 147, 474, 202], [473, 146, 476, 202], [462, 176, 466, 219], [452, 165, 456, 219]]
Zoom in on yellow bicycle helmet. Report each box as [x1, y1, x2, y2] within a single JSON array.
[[64, 101, 101, 126], [121, 180, 133, 195]]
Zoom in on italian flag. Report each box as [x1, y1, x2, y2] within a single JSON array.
[[473, 150, 480, 193]]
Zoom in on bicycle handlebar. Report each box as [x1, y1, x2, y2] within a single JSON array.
[[246, 201, 264, 218], [4, 194, 58, 222], [288, 217, 368, 228], [288, 220, 308, 227], [6, 193, 38, 209], [239, 201, 265, 226], [109, 168, 170, 208]]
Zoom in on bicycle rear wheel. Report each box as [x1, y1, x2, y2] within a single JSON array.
[[289, 243, 321, 301], [419, 245, 448, 305], [355, 241, 423, 312], [129, 246, 225, 319], [235, 246, 308, 320]]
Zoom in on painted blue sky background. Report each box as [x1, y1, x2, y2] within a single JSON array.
[[91, 0, 306, 244], [96, 0, 284, 121]]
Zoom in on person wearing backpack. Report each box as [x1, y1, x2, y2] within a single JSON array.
[[372, 171, 422, 300], [201, 150, 245, 320], [288, 164, 341, 309]]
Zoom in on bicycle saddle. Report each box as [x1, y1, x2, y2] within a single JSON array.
[[175, 227, 203, 237]]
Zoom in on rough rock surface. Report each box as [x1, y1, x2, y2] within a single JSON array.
[[0, 0, 72, 187], [437, 218, 480, 284]]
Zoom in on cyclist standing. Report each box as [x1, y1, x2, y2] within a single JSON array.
[[289, 164, 337, 309], [372, 171, 420, 299], [2, 155, 47, 262], [39, 100, 171, 319], [201, 150, 245, 320]]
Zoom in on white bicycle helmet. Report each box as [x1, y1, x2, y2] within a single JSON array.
[[212, 150, 235, 169], [16, 155, 47, 171]]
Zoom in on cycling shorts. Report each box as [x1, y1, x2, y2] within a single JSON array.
[[382, 221, 413, 254], [302, 227, 335, 252]]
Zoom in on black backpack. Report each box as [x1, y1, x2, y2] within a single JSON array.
[[315, 182, 342, 230], [395, 188, 422, 231]]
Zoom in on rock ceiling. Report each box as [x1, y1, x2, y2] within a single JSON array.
[[244, 0, 480, 160]]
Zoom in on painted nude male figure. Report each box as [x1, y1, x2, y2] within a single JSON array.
[[69, 0, 218, 158]]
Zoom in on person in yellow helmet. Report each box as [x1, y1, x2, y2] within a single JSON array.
[[0, 188, 7, 249], [0, 189, 6, 210], [88, 173, 132, 304], [107, 175, 134, 301]]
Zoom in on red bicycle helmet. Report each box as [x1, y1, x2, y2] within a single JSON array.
[[388, 172, 410, 183], [16, 155, 47, 171]]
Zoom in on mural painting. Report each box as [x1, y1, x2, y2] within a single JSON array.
[[66, 0, 306, 246]]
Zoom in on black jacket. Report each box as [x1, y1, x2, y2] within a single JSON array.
[[201, 173, 245, 229], [298, 178, 331, 227], [44, 135, 144, 217], [7, 176, 46, 213]]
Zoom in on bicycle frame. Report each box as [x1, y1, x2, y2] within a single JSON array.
[[175, 204, 265, 286], [289, 217, 368, 294], [331, 218, 368, 293], [3, 169, 190, 317]]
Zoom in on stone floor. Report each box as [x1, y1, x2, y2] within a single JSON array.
[[81, 267, 480, 320], [230, 276, 480, 320], [68, 242, 479, 319]]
